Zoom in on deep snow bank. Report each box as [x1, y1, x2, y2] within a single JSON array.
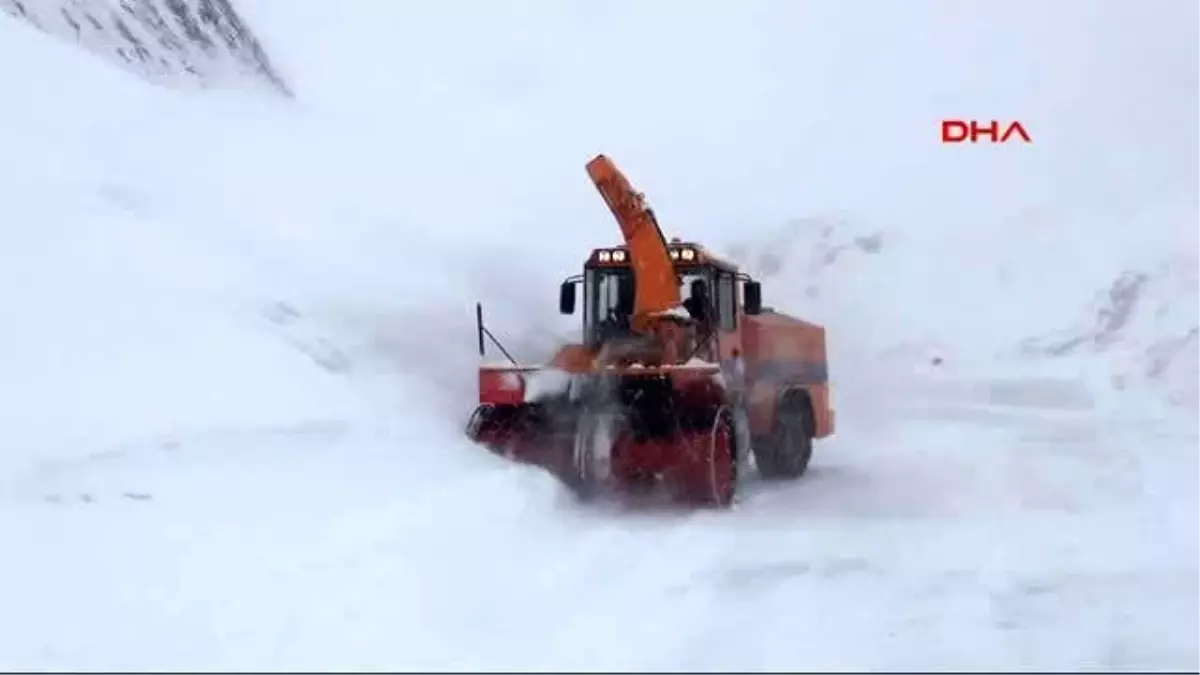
[[0, 12, 512, 473], [0, 17, 344, 479]]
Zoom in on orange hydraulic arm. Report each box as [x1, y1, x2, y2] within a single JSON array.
[[585, 155, 682, 327]]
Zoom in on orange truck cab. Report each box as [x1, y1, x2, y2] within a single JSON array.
[[557, 238, 836, 460]]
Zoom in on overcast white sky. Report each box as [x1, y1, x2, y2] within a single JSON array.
[[240, 0, 1196, 251]]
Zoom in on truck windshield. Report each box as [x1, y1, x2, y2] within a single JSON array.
[[584, 266, 713, 346]]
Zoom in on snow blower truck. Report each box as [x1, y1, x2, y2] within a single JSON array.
[[465, 154, 835, 506]]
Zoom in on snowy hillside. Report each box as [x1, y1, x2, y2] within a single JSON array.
[[1, 0, 289, 93], [725, 210, 1200, 413], [1021, 254, 1200, 409], [1, 1, 1196, 671]]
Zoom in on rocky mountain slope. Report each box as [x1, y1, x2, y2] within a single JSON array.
[[1, 0, 289, 94]]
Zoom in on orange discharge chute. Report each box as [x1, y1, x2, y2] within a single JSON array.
[[584, 155, 682, 328]]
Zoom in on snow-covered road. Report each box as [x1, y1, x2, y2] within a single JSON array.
[[4, 361, 1194, 670]]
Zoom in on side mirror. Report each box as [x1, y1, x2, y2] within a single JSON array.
[[743, 280, 762, 315], [559, 281, 576, 314]]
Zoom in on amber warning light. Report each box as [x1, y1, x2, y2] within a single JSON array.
[[942, 119, 1031, 144]]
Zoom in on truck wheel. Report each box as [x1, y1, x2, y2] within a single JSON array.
[[569, 412, 606, 500], [703, 405, 737, 506], [753, 394, 813, 479], [673, 405, 737, 507]]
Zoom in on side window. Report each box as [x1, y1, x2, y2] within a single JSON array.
[[717, 272, 736, 331], [584, 269, 599, 344]]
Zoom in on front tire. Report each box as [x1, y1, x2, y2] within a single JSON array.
[[569, 410, 616, 501], [700, 405, 737, 506]]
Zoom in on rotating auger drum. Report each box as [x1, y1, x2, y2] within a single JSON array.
[[558, 367, 740, 506]]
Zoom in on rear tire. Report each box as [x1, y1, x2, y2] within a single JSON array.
[[753, 394, 813, 479]]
